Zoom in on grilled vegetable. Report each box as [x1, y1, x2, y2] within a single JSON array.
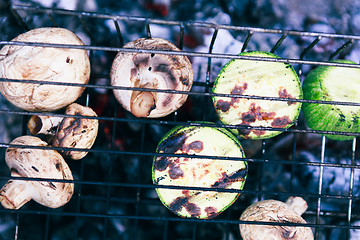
[[212, 51, 302, 139], [240, 197, 314, 240], [0, 136, 74, 209], [110, 37, 193, 118], [0, 27, 90, 112], [28, 103, 99, 160], [152, 124, 247, 219], [302, 60, 360, 141]]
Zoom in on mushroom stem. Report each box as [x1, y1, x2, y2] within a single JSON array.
[[0, 178, 33, 209], [285, 196, 308, 216], [130, 91, 156, 117], [28, 115, 63, 135]]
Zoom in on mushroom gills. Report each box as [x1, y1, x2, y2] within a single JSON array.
[[110, 38, 193, 118]]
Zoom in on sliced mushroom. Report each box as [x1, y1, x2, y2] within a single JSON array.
[[110, 37, 193, 118], [28, 103, 99, 160], [0, 27, 90, 112], [0, 136, 74, 209], [239, 197, 314, 240]]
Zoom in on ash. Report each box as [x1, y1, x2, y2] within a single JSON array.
[[1, 0, 360, 239]]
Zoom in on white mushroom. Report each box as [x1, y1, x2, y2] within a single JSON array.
[[27, 115, 63, 136], [0, 136, 74, 209], [0, 27, 90, 112], [28, 103, 99, 160], [239, 197, 314, 240], [110, 37, 193, 118]]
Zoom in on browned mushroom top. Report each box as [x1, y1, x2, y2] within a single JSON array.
[[0, 27, 90, 112], [239, 198, 314, 240], [52, 103, 99, 160], [110, 37, 193, 118], [0, 136, 74, 209], [27, 103, 99, 160]]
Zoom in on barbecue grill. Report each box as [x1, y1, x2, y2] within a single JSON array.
[[1, 1, 360, 240]]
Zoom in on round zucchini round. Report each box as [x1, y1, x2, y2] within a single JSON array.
[[302, 60, 360, 141], [152, 124, 247, 219], [212, 51, 302, 139]]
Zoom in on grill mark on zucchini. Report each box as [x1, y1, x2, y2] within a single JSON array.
[[212, 167, 248, 188]]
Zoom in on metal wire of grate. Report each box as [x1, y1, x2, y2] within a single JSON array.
[[0, 3, 360, 240]]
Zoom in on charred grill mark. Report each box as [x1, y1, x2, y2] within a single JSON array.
[[241, 103, 276, 124], [155, 63, 178, 86], [31, 166, 39, 172], [231, 83, 248, 95], [155, 63, 170, 72], [162, 95, 174, 107], [278, 88, 296, 105], [130, 68, 138, 79], [271, 116, 292, 128], [170, 196, 189, 212], [230, 83, 248, 105], [133, 55, 149, 68], [185, 202, 201, 217], [55, 163, 61, 171], [353, 116, 359, 124], [280, 228, 296, 239], [158, 132, 189, 154], [253, 129, 266, 136], [154, 176, 165, 184], [169, 192, 202, 217], [242, 112, 256, 123], [56, 117, 82, 143], [211, 167, 247, 188], [49, 182, 57, 190], [205, 206, 218, 218], [216, 100, 231, 112], [236, 125, 251, 136], [339, 114, 346, 122], [180, 77, 189, 86], [154, 157, 171, 171], [183, 140, 203, 153], [168, 162, 184, 179], [155, 132, 190, 172]]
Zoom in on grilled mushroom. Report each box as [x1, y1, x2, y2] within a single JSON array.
[[110, 37, 193, 118], [239, 197, 314, 240], [152, 124, 247, 219], [28, 103, 99, 160], [0, 27, 90, 112], [212, 51, 302, 139], [0, 136, 74, 209]]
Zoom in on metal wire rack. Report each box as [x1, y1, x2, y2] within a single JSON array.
[[1, 2, 360, 240]]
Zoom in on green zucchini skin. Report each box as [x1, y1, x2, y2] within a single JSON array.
[[212, 51, 302, 139], [152, 124, 247, 219], [303, 60, 360, 141]]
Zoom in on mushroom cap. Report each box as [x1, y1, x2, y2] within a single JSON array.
[[153, 125, 247, 219], [0, 27, 90, 112], [110, 37, 193, 118], [239, 199, 314, 240], [1, 136, 74, 209], [52, 103, 99, 160]]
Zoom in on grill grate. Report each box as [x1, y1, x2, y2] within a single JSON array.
[[1, 3, 360, 240]]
